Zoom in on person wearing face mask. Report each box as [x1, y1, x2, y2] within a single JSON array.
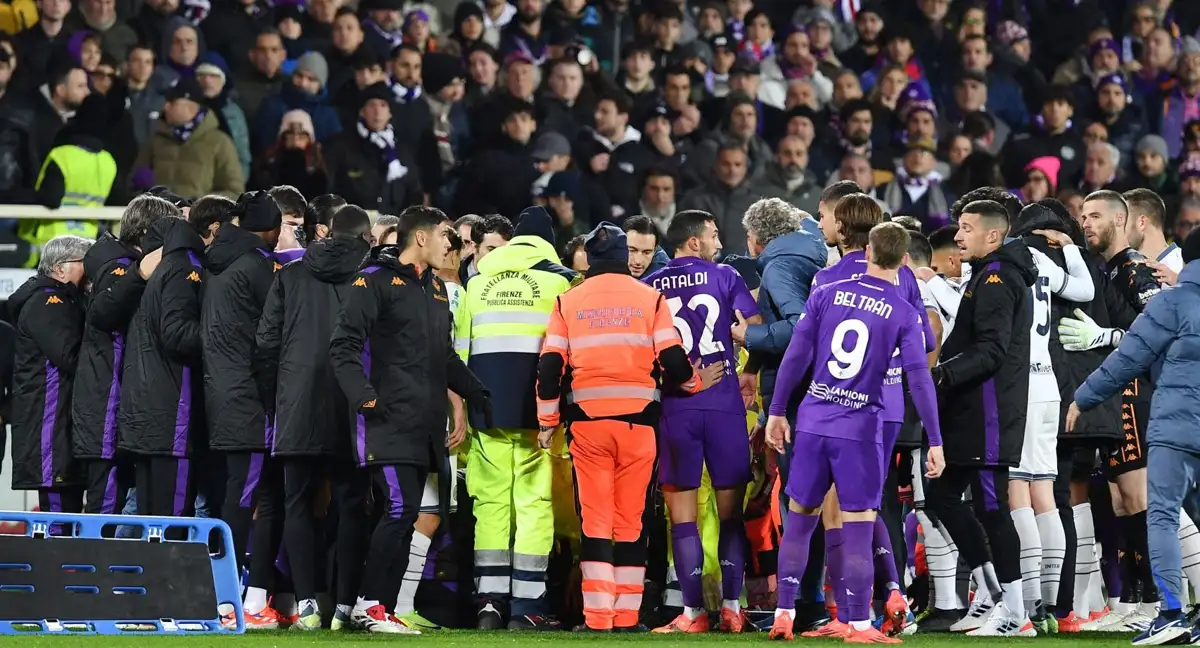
[[252, 51, 341, 153], [249, 110, 329, 196]]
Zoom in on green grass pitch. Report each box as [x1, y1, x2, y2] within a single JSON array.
[[5, 630, 1144, 647]]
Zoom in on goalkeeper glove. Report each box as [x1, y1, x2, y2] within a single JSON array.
[[1058, 308, 1123, 351]]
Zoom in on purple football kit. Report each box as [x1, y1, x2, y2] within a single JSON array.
[[645, 256, 760, 613], [645, 256, 759, 490], [768, 275, 942, 623], [812, 250, 935, 467]]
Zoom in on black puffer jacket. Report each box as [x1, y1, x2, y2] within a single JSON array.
[[937, 239, 1038, 467], [71, 234, 145, 460], [256, 234, 369, 456], [118, 218, 207, 458], [201, 224, 278, 452], [9, 274, 85, 489], [330, 246, 488, 467]]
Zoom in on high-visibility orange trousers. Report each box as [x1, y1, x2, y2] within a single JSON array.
[[572, 420, 656, 630]]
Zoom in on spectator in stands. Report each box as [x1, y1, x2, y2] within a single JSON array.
[[470, 50, 536, 150], [679, 143, 761, 255], [1156, 37, 1200, 160], [250, 109, 327, 197], [402, 9, 435, 53], [1080, 141, 1128, 193], [419, 52, 469, 204], [0, 49, 39, 205], [456, 99, 541, 217], [1002, 85, 1085, 189], [949, 69, 1010, 155], [195, 52, 252, 181], [30, 61, 90, 166], [132, 76, 245, 198], [201, 0, 274, 76], [360, 0, 404, 60], [14, 0, 73, 93], [535, 170, 588, 249], [575, 89, 650, 221], [151, 18, 204, 90], [1020, 156, 1060, 204], [34, 92, 115, 212], [881, 137, 952, 231], [125, 45, 163, 147], [1178, 198, 1200, 244], [128, 0, 179, 69], [69, 0, 136, 63], [388, 44, 431, 150], [253, 51, 341, 153], [464, 42, 500, 108], [447, 2, 487, 54], [537, 57, 590, 143], [324, 81, 421, 213], [235, 28, 287, 121], [955, 34, 1027, 132], [1132, 135, 1178, 196], [638, 166, 675, 232], [325, 8, 365, 94], [688, 92, 770, 190], [276, 5, 308, 61], [499, 0, 548, 64], [1092, 73, 1146, 172], [333, 49, 384, 130], [754, 134, 820, 215], [301, 0, 338, 57]]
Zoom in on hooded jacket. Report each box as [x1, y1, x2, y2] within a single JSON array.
[[252, 82, 343, 154], [255, 234, 369, 456], [1010, 207, 1122, 441], [455, 233, 576, 430], [118, 217, 207, 458], [201, 224, 278, 452], [937, 239, 1038, 467], [743, 222, 828, 411], [70, 234, 146, 460], [8, 274, 85, 489], [330, 246, 489, 467], [1076, 261, 1200, 454], [133, 111, 245, 199]]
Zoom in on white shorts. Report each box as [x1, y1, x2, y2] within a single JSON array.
[[419, 455, 459, 514], [1012, 401, 1060, 481]]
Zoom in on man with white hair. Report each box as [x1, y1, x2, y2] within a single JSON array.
[[8, 235, 94, 514], [1080, 142, 1124, 193]]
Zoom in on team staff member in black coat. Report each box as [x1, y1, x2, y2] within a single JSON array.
[[255, 205, 373, 630], [118, 216, 207, 519], [330, 205, 491, 634], [926, 199, 1038, 634], [9, 235, 93, 514], [199, 191, 284, 626], [71, 195, 180, 515]]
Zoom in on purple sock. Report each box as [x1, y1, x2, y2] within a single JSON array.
[[826, 527, 847, 622], [873, 517, 901, 592], [778, 511, 819, 610], [905, 512, 918, 572], [671, 522, 705, 608], [719, 520, 746, 602], [843, 521, 876, 623]]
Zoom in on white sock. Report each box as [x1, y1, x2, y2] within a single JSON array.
[[850, 620, 871, 631], [299, 598, 317, 615], [244, 587, 269, 615], [1179, 511, 1200, 602], [982, 563, 1003, 600], [664, 564, 683, 609], [1072, 503, 1097, 618], [337, 603, 353, 615], [775, 607, 795, 619], [274, 593, 296, 618], [971, 566, 997, 605], [396, 531, 431, 616], [1001, 580, 1025, 620], [684, 605, 705, 619], [1036, 510, 1066, 609], [917, 511, 959, 611], [1011, 507, 1042, 617], [722, 599, 740, 613]]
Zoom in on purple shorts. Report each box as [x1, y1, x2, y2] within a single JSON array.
[[878, 421, 902, 477], [785, 432, 883, 512], [659, 409, 751, 489]]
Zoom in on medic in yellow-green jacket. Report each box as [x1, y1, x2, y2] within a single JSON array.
[[454, 206, 577, 630]]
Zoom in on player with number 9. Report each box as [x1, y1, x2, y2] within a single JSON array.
[[763, 222, 943, 643], [644, 210, 763, 634]]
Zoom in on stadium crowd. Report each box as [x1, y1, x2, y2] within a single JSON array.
[[3, 0, 1200, 644]]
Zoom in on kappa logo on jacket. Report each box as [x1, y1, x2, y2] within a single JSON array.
[[187, 270, 201, 282], [353, 277, 368, 287], [111, 267, 126, 276], [45, 295, 63, 305], [274, 262, 283, 272], [391, 277, 405, 286], [985, 275, 1002, 285]]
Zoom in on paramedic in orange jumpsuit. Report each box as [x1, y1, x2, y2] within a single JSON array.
[[535, 222, 726, 632]]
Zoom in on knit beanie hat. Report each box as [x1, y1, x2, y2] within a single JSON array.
[[278, 109, 316, 139], [294, 51, 329, 90], [195, 51, 230, 82], [584, 222, 628, 265], [422, 52, 465, 96], [514, 206, 556, 247], [1024, 156, 1061, 190], [1136, 134, 1169, 161]]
